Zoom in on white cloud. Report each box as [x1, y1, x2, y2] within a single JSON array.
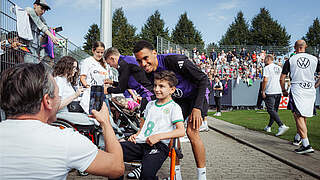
[[54, 0, 99, 9], [53, 0, 177, 10], [207, 0, 243, 22], [216, 0, 240, 10], [113, 0, 177, 9]]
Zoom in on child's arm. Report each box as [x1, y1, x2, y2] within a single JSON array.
[[146, 121, 185, 146], [127, 117, 145, 144]]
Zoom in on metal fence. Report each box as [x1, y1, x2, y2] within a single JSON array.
[[156, 36, 320, 58], [0, 0, 89, 73]]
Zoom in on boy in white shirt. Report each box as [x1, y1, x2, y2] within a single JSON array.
[[111, 70, 185, 180]]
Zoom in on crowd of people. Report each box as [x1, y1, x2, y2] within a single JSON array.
[[0, 0, 320, 180]]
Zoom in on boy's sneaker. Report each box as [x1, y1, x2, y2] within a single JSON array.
[[127, 166, 141, 179], [293, 139, 302, 146], [263, 126, 271, 133], [275, 125, 289, 136], [199, 124, 209, 132], [216, 112, 221, 116], [294, 145, 314, 154]]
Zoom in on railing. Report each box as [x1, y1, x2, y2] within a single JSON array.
[[156, 36, 320, 58], [0, 0, 89, 73]]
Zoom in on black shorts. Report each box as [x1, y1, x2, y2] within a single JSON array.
[[288, 92, 316, 117], [174, 96, 208, 120]]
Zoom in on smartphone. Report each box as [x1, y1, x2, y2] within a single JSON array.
[[54, 26, 63, 32], [89, 85, 105, 114]]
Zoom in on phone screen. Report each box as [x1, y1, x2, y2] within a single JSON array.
[[89, 85, 105, 114]]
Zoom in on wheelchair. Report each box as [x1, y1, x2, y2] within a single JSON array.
[[51, 97, 141, 176]]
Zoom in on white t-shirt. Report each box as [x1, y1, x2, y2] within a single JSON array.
[[135, 100, 184, 145], [80, 56, 108, 86], [263, 63, 282, 94], [0, 120, 98, 180], [54, 76, 75, 112], [287, 53, 318, 84]]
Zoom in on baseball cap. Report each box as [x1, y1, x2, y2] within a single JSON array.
[[34, 0, 51, 10]]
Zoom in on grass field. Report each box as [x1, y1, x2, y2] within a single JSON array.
[[208, 109, 320, 150]]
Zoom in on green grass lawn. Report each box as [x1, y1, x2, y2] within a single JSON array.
[[208, 110, 320, 150]]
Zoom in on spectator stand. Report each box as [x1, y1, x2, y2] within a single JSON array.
[[156, 36, 320, 109]]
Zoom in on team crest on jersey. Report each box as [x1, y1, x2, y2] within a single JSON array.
[[172, 88, 183, 98], [297, 57, 310, 69], [274, 67, 280, 74], [163, 108, 170, 114], [299, 82, 312, 89], [178, 61, 184, 69]]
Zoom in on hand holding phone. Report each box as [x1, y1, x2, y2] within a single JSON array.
[[89, 85, 105, 114]]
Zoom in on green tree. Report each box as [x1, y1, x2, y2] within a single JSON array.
[[112, 8, 137, 55], [303, 17, 320, 47], [139, 10, 170, 48], [171, 12, 204, 49], [83, 24, 100, 56], [249, 8, 290, 46], [219, 11, 250, 45]]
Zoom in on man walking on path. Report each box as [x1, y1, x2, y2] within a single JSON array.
[[280, 40, 320, 154], [262, 54, 289, 136]]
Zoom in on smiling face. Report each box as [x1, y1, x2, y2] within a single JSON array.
[[92, 46, 105, 62], [134, 48, 158, 73], [153, 79, 175, 103]]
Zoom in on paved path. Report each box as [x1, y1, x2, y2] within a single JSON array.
[[67, 117, 317, 180]]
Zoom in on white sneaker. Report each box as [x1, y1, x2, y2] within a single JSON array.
[[216, 112, 221, 116], [275, 125, 289, 136], [199, 124, 209, 132], [179, 135, 190, 143], [264, 126, 271, 133], [213, 112, 217, 116]]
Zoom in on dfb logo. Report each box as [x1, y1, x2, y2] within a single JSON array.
[[172, 88, 183, 98], [274, 67, 281, 74], [299, 82, 312, 89], [297, 57, 310, 69]]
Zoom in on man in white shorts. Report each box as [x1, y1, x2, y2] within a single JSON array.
[[280, 40, 320, 154]]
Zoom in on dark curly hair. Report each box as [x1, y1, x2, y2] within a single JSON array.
[[53, 56, 79, 86]]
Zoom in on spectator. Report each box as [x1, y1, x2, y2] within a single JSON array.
[[226, 51, 233, 63], [232, 48, 237, 58], [1, 31, 25, 69], [53, 56, 84, 112], [79, 41, 107, 113], [0, 63, 124, 179], [213, 76, 223, 116], [25, 0, 60, 63], [210, 48, 217, 62], [240, 47, 247, 60]]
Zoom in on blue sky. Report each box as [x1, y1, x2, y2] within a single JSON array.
[[16, 0, 320, 48]]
